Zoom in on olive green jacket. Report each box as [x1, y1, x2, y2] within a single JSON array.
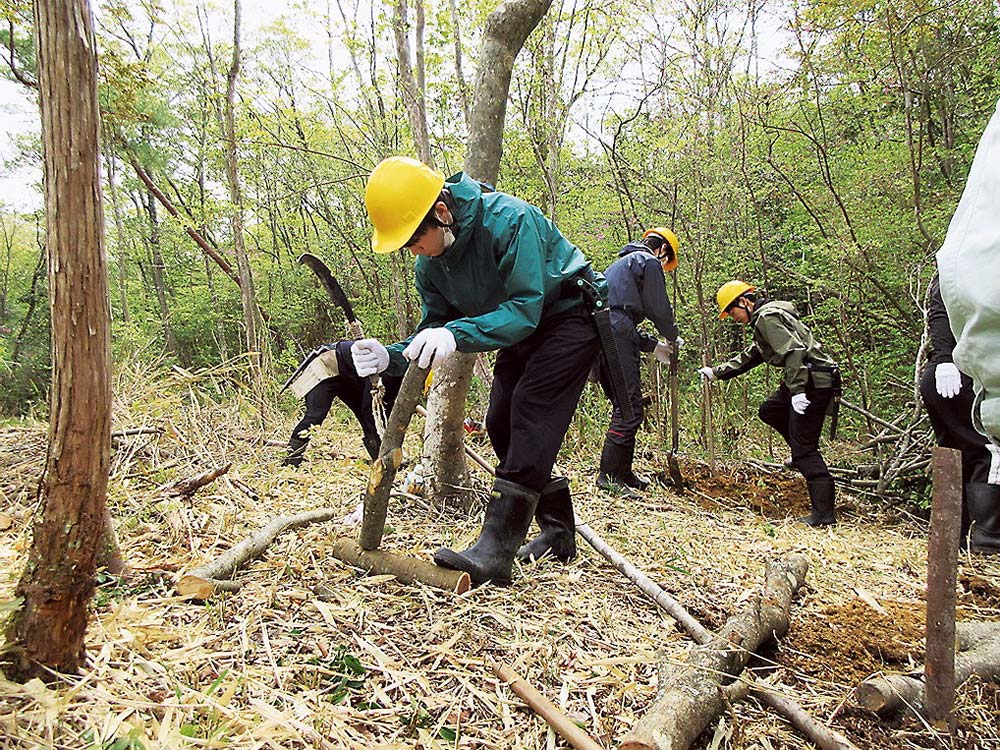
[[712, 300, 837, 394]]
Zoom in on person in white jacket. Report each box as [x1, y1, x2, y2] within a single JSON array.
[[936, 97, 1000, 554]]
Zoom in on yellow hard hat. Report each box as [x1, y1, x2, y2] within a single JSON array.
[[716, 280, 755, 318], [365, 156, 446, 254], [643, 227, 679, 272]]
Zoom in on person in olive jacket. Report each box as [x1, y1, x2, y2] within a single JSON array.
[[350, 156, 604, 586], [920, 274, 1000, 554], [699, 281, 840, 526], [597, 227, 682, 494]]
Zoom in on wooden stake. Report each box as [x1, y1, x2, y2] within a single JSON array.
[[925, 447, 963, 727], [360, 360, 430, 550], [491, 660, 606, 750]]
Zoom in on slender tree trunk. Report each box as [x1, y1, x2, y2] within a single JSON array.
[[5, 0, 112, 682], [143, 186, 176, 354], [422, 0, 554, 506], [447, 0, 471, 128], [105, 153, 129, 324], [223, 0, 262, 363], [392, 0, 432, 163]]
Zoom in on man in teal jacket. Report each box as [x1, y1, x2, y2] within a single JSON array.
[[351, 156, 603, 586]]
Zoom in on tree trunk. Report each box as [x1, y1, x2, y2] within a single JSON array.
[[421, 0, 554, 507], [223, 0, 262, 363], [4, 0, 112, 681], [391, 0, 431, 163], [143, 185, 177, 355]]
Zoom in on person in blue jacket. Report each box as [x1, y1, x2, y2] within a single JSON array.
[[351, 156, 604, 586], [597, 227, 682, 494]]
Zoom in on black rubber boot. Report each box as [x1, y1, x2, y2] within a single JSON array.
[[798, 477, 836, 526], [433, 478, 540, 587], [621, 443, 649, 490], [517, 477, 576, 563], [967, 483, 1000, 555], [282, 436, 309, 467], [596, 441, 642, 498]]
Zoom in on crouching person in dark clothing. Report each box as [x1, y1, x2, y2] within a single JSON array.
[[699, 281, 841, 526], [920, 274, 1000, 554], [283, 340, 402, 466]]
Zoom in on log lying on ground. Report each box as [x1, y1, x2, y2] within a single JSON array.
[[856, 624, 1000, 717], [491, 660, 604, 750], [579, 524, 857, 750], [619, 555, 810, 750], [158, 463, 232, 497], [175, 508, 342, 598], [326, 537, 470, 594], [360, 360, 430, 550]]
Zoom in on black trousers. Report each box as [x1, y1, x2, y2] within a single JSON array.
[[598, 315, 644, 447], [290, 375, 401, 460], [920, 368, 1000, 486], [487, 307, 600, 491], [758, 383, 834, 481]]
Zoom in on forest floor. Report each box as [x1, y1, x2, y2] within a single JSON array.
[[1, 365, 999, 750]]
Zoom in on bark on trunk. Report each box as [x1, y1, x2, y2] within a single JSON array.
[[421, 0, 553, 509], [620, 555, 809, 750], [421, 352, 474, 508], [4, 0, 112, 681]]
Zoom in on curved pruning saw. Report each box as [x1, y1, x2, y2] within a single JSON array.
[[295, 252, 387, 432]]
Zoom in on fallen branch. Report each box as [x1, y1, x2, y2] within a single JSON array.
[[491, 660, 605, 750], [158, 463, 232, 498], [360, 360, 430, 550], [325, 537, 470, 594], [620, 554, 809, 750], [175, 508, 342, 598], [111, 427, 164, 440], [855, 626, 1000, 717], [576, 522, 710, 643]]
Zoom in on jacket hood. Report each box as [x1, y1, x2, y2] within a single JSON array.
[[434, 172, 484, 263], [619, 240, 652, 258], [752, 299, 797, 322]]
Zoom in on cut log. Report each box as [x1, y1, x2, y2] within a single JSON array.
[[491, 660, 605, 750], [855, 630, 1000, 717], [619, 555, 809, 750], [175, 508, 342, 597], [578, 524, 857, 750], [360, 360, 430, 550], [158, 463, 232, 497], [326, 537, 470, 594]]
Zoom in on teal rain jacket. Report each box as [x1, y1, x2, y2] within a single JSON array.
[[385, 173, 602, 375]]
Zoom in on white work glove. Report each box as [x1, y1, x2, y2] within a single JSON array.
[[791, 393, 810, 415], [350, 338, 389, 377], [653, 340, 674, 364], [675, 336, 685, 349], [403, 327, 457, 369], [935, 362, 962, 399], [697, 366, 716, 381]]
